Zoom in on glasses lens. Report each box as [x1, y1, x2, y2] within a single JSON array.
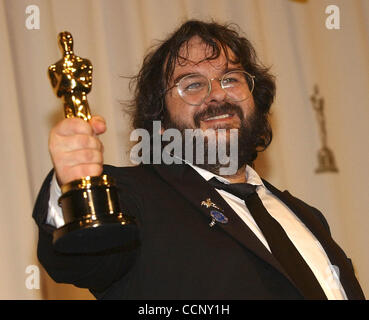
[[177, 74, 209, 106], [176, 71, 255, 106], [221, 71, 254, 102]]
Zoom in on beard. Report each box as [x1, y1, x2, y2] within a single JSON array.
[[161, 101, 272, 175]]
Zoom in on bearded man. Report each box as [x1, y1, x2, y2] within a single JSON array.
[[33, 20, 364, 300]]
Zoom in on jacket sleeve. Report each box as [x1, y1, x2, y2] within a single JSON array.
[[32, 168, 140, 292]]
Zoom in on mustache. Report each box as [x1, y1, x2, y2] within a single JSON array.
[[193, 102, 244, 127]]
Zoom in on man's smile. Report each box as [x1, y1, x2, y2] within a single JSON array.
[[202, 113, 234, 122]]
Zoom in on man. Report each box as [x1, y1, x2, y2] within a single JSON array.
[[33, 20, 364, 299]]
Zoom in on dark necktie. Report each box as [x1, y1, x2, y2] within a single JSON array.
[[209, 177, 327, 300]]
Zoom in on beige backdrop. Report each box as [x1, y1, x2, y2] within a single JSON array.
[[1, 0, 368, 299]]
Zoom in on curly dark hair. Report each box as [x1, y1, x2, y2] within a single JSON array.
[[128, 19, 276, 157]]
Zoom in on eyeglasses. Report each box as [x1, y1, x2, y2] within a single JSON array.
[[168, 70, 255, 106]]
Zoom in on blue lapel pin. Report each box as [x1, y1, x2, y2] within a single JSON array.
[[209, 210, 229, 227], [201, 198, 228, 227]]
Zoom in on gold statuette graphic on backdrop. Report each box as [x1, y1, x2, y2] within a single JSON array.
[[48, 31, 137, 253], [310, 85, 338, 173]]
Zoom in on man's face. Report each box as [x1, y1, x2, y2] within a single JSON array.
[[164, 36, 255, 132]]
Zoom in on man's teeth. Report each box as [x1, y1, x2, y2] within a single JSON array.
[[204, 114, 231, 121]]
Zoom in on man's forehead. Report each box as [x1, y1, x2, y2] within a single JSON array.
[[174, 36, 238, 72], [178, 37, 215, 61]]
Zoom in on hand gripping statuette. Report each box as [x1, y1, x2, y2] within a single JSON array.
[[48, 31, 136, 253]]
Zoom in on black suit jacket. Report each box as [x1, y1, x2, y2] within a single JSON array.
[[33, 163, 365, 299]]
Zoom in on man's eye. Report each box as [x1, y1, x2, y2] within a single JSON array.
[[222, 77, 239, 85], [184, 82, 206, 91]]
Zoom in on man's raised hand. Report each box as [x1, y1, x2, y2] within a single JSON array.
[[48, 115, 106, 186]]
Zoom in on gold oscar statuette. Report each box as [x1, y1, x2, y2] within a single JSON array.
[[48, 31, 137, 253]]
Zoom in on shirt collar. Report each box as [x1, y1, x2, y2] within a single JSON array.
[[168, 150, 265, 188], [187, 162, 265, 188]]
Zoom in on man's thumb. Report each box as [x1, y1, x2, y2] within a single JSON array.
[[90, 115, 106, 135]]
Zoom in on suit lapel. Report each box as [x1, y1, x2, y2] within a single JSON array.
[[151, 164, 295, 284], [263, 180, 365, 300]]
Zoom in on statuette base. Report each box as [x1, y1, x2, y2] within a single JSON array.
[[53, 175, 137, 253], [53, 214, 137, 254]]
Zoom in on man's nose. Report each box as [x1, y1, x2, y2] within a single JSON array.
[[204, 79, 226, 105]]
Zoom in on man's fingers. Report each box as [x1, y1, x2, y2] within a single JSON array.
[[57, 163, 104, 185], [53, 117, 94, 136], [49, 115, 106, 185], [51, 116, 106, 137], [55, 149, 103, 168], [52, 134, 103, 153]]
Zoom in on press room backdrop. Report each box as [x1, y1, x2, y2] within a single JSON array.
[[1, 0, 368, 299]]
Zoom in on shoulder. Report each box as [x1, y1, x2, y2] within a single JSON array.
[[286, 191, 331, 235], [262, 179, 331, 235]]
